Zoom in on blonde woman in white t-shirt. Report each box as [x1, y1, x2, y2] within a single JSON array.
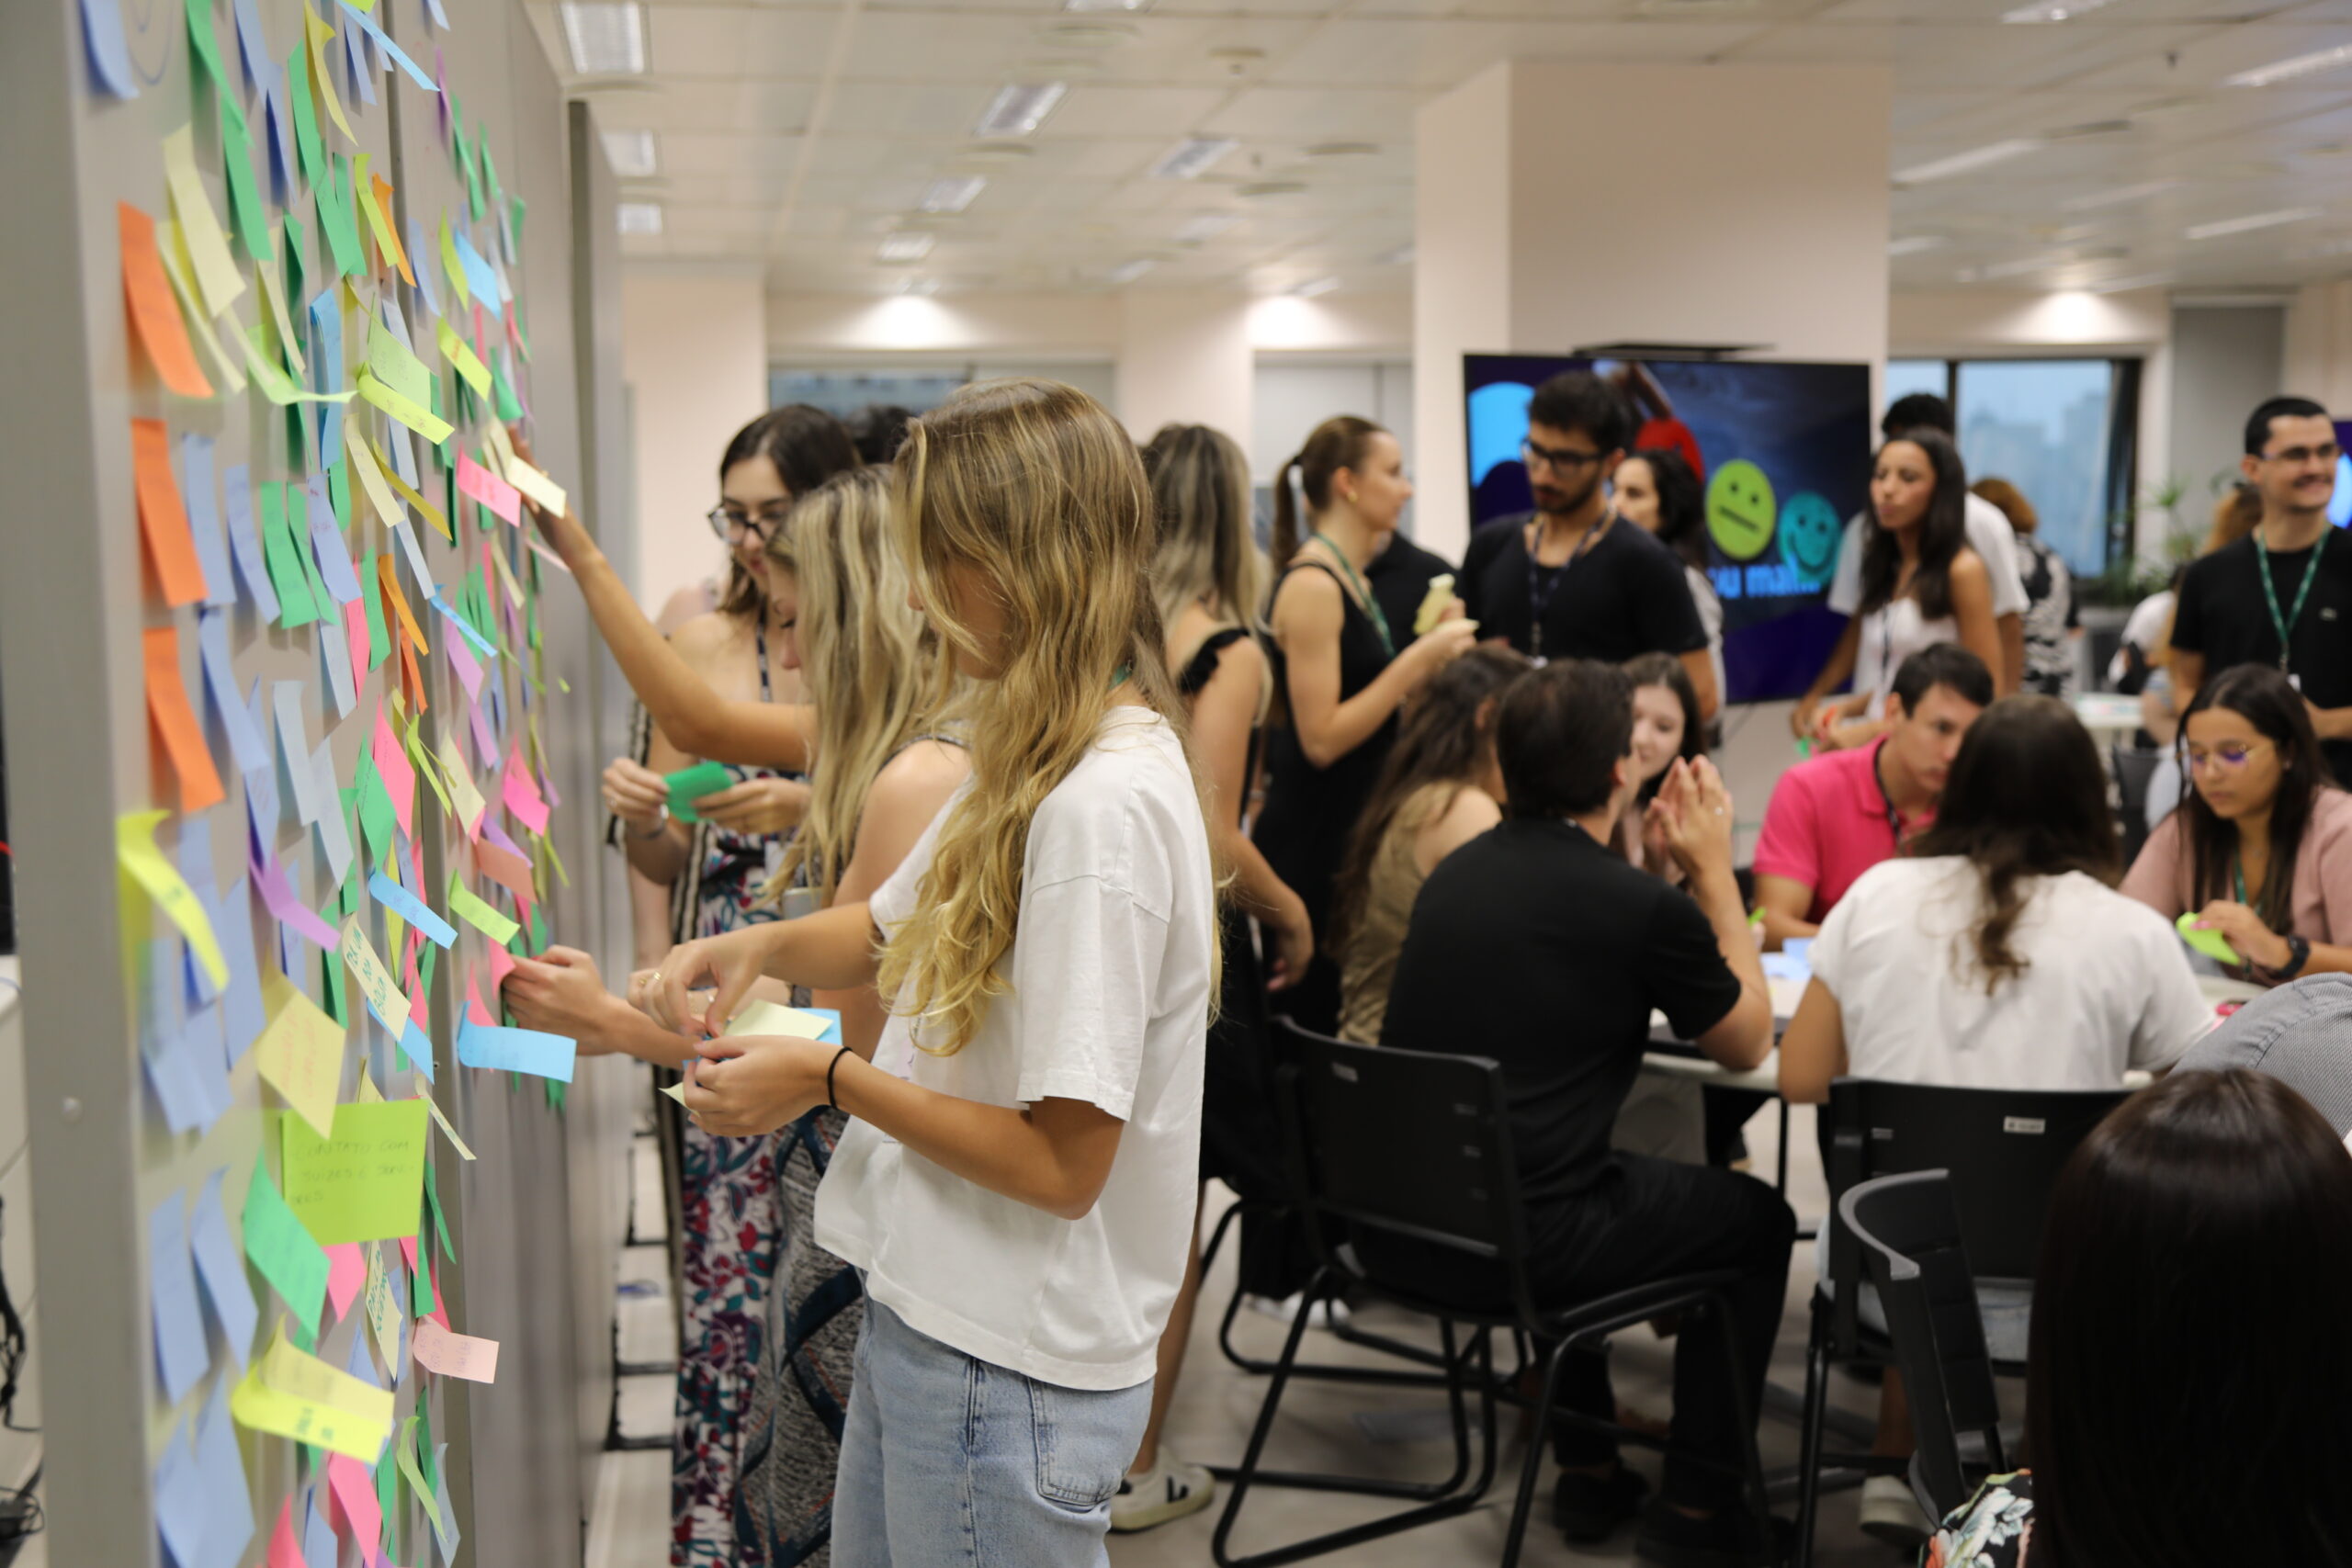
[[1778, 694, 2209, 1547], [644, 379, 1219, 1568]]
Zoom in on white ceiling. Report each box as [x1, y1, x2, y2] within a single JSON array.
[[525, 0, 2352, 299]]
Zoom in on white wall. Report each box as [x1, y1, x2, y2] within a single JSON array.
[[2168, 304, 2285, 516], [2284, 278, 2352, 412], [1252, 360, 1415, 486], [622, 269, 769, 615], [1117, 292, 1253, 446]]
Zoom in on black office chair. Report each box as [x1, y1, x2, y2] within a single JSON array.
[[2110, 743, 2162, 865], [1792, 1078, 2127, 1563], [1838, 1171, 2007, 1529], [1213, 1023, 1774, 1568]]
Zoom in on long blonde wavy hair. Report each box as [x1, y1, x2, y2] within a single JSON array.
[[764, 467, 941, 908], [879, 378, 1210, 1055], [1143, 423, 1267, 637]]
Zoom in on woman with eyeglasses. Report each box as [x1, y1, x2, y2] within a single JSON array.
[[592, 403, 859, 1567], [2121, 663, 2352, 987]]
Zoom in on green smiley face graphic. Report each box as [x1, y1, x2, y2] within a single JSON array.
[[1779, 491, 1842, 586], [1705, 459, 1778, 563]]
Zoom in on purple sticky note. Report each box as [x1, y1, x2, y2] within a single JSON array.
[[220, 465, 280, 624], [149, 1190, 210, 1405], [180, 434, 235, 609], [189, 1168, 259, 1371]]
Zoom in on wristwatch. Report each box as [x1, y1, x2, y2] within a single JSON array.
[[2273, 932, 2312, 981]]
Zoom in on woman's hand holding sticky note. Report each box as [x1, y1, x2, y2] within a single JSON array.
[[1413, 573, 1458, 637], [2177, 911, 2241, 966], [665, 761, 733, 823]]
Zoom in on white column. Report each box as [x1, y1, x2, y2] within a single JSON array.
[[1116, 291, 1254, 447], [2286, 278, 2352, 412], [1413, 61, 1894, 559], [622, 267, 769, 617]]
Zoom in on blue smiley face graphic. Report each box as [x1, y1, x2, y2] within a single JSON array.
[[1779, 491, 1843, 586]]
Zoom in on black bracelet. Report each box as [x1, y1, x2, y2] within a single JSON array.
[[825, 1043, 854, 1112]]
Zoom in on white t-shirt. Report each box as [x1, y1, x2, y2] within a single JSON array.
[[813, 707, 1215, 1392], [1811, 856, 2211, 1089], [1852, 598, 1958, 719], [1828, 491, 2030, 621]]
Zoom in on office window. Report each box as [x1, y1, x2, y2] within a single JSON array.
[[1952, 360, 2125, 580], [1885, 358, 1951, 408]]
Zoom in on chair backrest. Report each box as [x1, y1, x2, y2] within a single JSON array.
[[2111, 743, 2162, 863], [1824, 1078, 2127, 1304], [1840, 1171, 2007, 1518], [1271, 1020, 1530, 1285]]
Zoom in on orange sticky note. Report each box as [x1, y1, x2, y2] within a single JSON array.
[[144, 626, 225, 813], [378, 554, 429, 657], [368, 173, 415, 287], [119, 203, 213, 399], [131, 419, 212, 606]]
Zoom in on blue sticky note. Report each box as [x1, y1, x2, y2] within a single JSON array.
[[368, 871, 457, 948], [154, 1426, 207, 1568], [77, 0, 139, 97], [302, 1489, 335, 1568], [399, 1017, 436, 1084], [342, 22, 376, 107], [318, 616, 357, 719], [220, 466, 280, 624], [807, 1007, 844, 1044], [215, 876, 266, 1062], [232, 0, 269, 91], [454, 231, 503, 316], [188, 1168, 259, 1371], [403, 219, 442, 318], [431, 1443, 458, 1559], [178, 826, 222, 1005], [303, 475, 362, 604], [311, 739, 355, 886], [273, 682, 320, 827], [150, 1190, 211, 1405], [345, 1320, 379, 1386], [264, 76, 297, 206], [197, 608, 270, 774], [191, 1379, 254, 1568], [424, 0, 449, 28], [430, 593, 499, 660], [179, 434, 235, 609], [142, 944, 219, 1136], [457, 1019, 576, 1082], [339, 0, 438, 91]]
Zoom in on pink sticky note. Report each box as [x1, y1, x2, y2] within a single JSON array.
[[399, 1235, 418, 1274], [485, 944, 518, 998], [343, 599, 370, 689], [253, 847, 344, 950], [324, 1243, 366, 1321], [371, 712, 416, 838], [267, 1498, 303, 1568], [465, 688, 498, 772], [327, 1453, 384, 1568], [465, 975, 495, 1027], [454, 452, 520, 525], [412, 1316, 499, 1382], [500, 750, 548, 835], [443, 628, 484, 701]]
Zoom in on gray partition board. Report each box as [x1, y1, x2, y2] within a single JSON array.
[[0, 2, 624, 1564]]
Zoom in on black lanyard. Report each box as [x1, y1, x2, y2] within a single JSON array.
[[1523, 513, 1611, 662]]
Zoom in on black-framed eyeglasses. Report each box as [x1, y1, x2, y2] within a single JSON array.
[[707, 503, 793, 542], [2259, 443, 2343, 468], [1521, 437, 1606, 474]]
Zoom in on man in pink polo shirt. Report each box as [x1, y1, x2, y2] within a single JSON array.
[[1754, 644, 1992, 952]]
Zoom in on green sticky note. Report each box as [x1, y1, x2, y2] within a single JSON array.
[[243, 1150, 331, 1326], [356, 756, 397, 868], [294, 491, 334, 626], [529, 904, 549, 956], [322, 943, 346, 1026], [329, 460, 350, 530], [281, 209, 308, 307], [412, 1235, 435, 1316], [287, 44, 326, 194], [317, 155, 362, 278], [416, 934, 439, 1004], [366, 314, 433, 409], [424, 1157, 454, 1261], [186, 0, 228, 86], [376, 1443, 400, 1559], [220, 90, 269, 265], [261, 482, 322, 627], [666, 761, 731, 822], [491, 360, 522, 423], [362, 552, 390, 669], [481, 137, 503, 212], [2177, 912, 2241, 965], [281, 1100, 429, 1245]]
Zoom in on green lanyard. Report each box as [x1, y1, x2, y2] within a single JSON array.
[[2254, 525, 2329, 676], [1309, 532, 1395, 658]]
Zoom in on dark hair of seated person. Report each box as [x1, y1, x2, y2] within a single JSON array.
[[1329, 645, 1529, 953], [1890, 640, 1994, 715], [1623, 650, 1706, 807], [2176, 662, 2336, 933], [1907, 694, 2119, 992], [1495, 659, 1633, 820], [2027, 1068, 2352, 1566]]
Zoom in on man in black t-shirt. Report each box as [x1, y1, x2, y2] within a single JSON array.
[[1459, 371, 1716, 717], [1363, 527, 1456, 642], [2170, 396, 2352, 781], [1379, 660, 1791, 1564]]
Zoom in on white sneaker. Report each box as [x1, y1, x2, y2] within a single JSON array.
[[1110, 1455, 1216, 1532], [1859, 1472, 1927, 1549], [1241, 1292, 1352, 1331]]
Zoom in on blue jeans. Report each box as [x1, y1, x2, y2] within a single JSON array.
[[832, 1297, 1154, 1568]]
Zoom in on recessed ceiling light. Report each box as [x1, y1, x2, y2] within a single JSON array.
[[1106, 257, 1158, 284], [921, 176, 987, 213], [1037, 22, 1137, 47], [975, 82, 1068, 138], [1294, 276, 1340, 298], [1887, 235, 1946, 256], [560, 1, 646, 74], [2184, 207, 2323, 240], [2224, 43, 2352, 89], [2061, 179, 2176, 211], [2088, 271, 2173, 293], [900, 276, 941, 296], [1374, 243, 1414, 266], [1894, 140, 2040, 186], [601, 129, 658, 178], [1065, 0, 1150, 10], [1150, 138, 1238, 181], [2000, 0, 2124, 21], [1238, 180, 1306, 197], [2042, 118, 2134, 140], [956, 141, 1037, 166], [878, 232, 937, 262], [616, 201, 662, 235], [1306, 141, 1379, 158], [1174, 212, 1238, 243]]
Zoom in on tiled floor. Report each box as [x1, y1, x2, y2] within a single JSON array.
[[587, 1102, 1931, 1568]]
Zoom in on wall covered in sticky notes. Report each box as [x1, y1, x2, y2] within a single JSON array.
[[0, 2, 635, 1565]]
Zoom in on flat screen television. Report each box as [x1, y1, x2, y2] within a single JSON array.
[[2332, 419, 2352, 530], [1464, 353, 1874, 705]]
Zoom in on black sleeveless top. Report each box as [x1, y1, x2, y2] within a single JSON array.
[[1251, 560, 1399, 943]]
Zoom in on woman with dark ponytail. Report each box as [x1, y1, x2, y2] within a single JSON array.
[[1255, 415, 1476, 1032]]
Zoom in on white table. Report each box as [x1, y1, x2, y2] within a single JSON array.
[[2073, 691, 2145, 742]]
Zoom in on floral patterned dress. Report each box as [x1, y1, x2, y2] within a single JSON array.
[[1927, 1471, 2037, 1568]]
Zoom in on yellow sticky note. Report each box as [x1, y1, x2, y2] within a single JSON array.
[[337, 915, 411, 1038], [438, 213, 469, 309], [356, 1068, 384, 1103], [374, 436, 450, 541], [230, 1322, 394, 1461], [503, 459, 566, 519], [265, 1319, 396, 1427], [346, 429, 405, 529], [255, 245, 308, 377], [726, 1001, 836, 1040], [435, 318, 490, 396], [363, 1243, 404, 1367], [243, 323, 351, 405], [436, 735, 487, 834], [153, 224, 249, 395], [162, 125, 246, 318], [254, 969, 345, 1138], [303, 1, 355, 144], [281, 1100, 429, 1245], [658, 1077, 687, 1104], [118, 810, 229, 989], [418, 1089, 476, 1160], [487, 535, 526, 609], [356, 370, 454, 443], [444, 874, 516, 943], [395, 1419, 444, 1529], [483, 420, 516, 473]]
